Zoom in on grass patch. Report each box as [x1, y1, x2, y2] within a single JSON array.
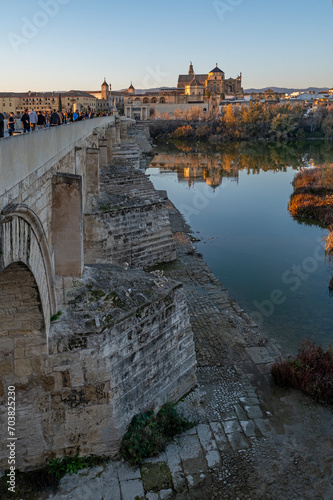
[[271, 340, 333, 404], [120, 402, 195, 465], [48, 453, 107, 479], [50, 310, 62, 322]]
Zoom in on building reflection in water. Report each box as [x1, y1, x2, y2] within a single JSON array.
[[148, 140, 312, 190], [150, 152, 239, 190]]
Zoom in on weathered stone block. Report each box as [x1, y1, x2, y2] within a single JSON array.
[[14, 359, 32, 377]]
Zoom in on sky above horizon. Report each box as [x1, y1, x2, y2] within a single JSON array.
[[1, 0, 332, 92]]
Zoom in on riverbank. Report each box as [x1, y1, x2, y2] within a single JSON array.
[[43, 198, 333, 500], [289, 167, 333, 253]]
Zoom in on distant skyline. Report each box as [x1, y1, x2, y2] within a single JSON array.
[[1, 0, 332, 92]]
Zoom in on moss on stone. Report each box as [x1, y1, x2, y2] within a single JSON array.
[[140, 462, 172, 493]]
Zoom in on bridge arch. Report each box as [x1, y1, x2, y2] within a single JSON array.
[[0, 261, 51, 468], [0, 204, 57, 335]]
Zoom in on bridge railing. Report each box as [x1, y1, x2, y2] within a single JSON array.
[[0, 116, 115, 198]]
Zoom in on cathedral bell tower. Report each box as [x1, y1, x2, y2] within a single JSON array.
[[188, 61, 194, 75], [101, 78, 109, 100]]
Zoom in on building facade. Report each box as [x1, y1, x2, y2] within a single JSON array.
[[0, 80, 117, 116], [178, 62, 243, 97], [124, 62, 244, 120]]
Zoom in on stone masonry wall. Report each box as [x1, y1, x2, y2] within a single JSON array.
[[84, 199, 176, 269], [0, 265, 196, 469]]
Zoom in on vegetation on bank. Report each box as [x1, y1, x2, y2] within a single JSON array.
[[120, 403, 194, 465], [271, 340, 333, 405], [288, 166, 333, 254], [149, 102, 333, 142]]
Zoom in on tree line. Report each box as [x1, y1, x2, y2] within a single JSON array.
[[150, 102, 333, 142]]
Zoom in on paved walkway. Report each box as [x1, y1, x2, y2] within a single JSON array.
[[46, 203, 333, 500]]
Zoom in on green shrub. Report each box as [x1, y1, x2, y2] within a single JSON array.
[[120, 403, 194, 465]]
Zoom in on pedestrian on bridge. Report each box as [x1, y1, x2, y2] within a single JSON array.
[[50, 109, 60, 126], [29, 109, 38, 131], [0, 112, 4, 138], [21, 109, 30, 133], [8, 112, 16, 136], [37, 111, 46, 129]]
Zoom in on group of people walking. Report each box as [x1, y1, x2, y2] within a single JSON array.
[[0, 108, 103, 138]]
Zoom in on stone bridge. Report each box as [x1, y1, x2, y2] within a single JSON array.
[[0, 117, 196, 470]]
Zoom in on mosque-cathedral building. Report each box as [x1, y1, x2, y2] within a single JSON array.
[[124, 62, 244, 120], [178, 62, 243, 96]]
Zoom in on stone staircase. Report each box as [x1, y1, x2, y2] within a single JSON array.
[[86, 123, 176, 269], [84, 195, 176, 269], [100, 165, 160, 201]]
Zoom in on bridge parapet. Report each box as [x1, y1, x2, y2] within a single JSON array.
[[0, 116, 116, 198]]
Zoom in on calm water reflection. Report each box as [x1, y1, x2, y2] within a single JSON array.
[[147, 141, 333, 352]]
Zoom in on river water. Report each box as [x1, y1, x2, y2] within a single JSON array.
[[146, 140, 333, 352]]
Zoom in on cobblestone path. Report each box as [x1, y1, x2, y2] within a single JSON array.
[[46, 204, 333, 500]]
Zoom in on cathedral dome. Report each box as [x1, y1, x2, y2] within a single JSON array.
[[209, 64, 224, 74]]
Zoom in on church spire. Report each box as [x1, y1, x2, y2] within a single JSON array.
[[188, 61, 194, 75]]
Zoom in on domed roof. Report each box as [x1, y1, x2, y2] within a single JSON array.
[[209, 64, 223, 74]]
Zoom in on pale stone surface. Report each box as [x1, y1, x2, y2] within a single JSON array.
[[244, 405, 263, 419], [159, 489, 174, 499], [240, 419, 256, 438], [120, 479, 145, 500], [118, 462, 141, 482], [210, 421, 229, 450], [146, 493, 159, 500], [165, 442, 182, 474]]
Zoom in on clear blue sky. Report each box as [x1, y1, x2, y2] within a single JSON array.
[[1, 0, 332, 92]]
